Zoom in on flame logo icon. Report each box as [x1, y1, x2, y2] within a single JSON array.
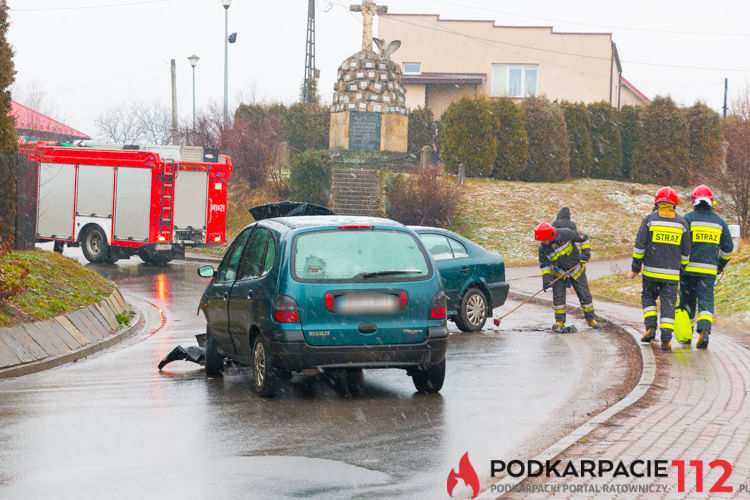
[[447, 451, 480, 498]]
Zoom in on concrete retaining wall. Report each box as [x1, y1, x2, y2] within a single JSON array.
[[0, 288, 139, 378]]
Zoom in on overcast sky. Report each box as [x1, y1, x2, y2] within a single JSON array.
[[8, 0, 750, 138]]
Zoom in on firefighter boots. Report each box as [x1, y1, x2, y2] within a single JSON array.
[[660, 340, 672, 351], [641, 328, 655, 343], [588, 319, 601, 329], [696, 330, 710, 349], [552, 322, 565, 333]]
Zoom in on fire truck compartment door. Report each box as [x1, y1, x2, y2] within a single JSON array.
[[174, 170, 208, 230], [114, 167, 152, 242], [76, 165, 114, 218], [37, 163, 75, 239]]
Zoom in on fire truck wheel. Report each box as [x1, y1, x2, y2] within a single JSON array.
[[81, 226, 110, 263], [137, 247, 173, 266]]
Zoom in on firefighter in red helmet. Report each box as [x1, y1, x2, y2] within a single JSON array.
[[631, 186, 691, 351], [679, 185, 734, 348], [534, 222, 599, 332]]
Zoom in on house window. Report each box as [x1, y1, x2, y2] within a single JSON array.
[[491, 64, 538, 98], [403, 62, 421, 74]]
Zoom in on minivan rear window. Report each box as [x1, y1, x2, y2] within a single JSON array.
[[292, 229, 430, 282]]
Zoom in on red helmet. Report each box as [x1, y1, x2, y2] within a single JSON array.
[[534, 222, 557, 241], [654, 186, 678, 206], [692, 184, 713, 206]]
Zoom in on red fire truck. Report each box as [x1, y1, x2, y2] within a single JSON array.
[[21, 142, 233, 265]]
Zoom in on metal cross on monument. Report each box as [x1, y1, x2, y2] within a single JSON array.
[[350, 0, 388, 52]]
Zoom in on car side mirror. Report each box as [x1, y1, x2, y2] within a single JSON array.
[[198, 265, 216, 278]]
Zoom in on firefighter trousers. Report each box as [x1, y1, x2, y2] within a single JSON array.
[[679, 275, 716, 334], [641, 279, 678, 342], [552, 271, 595, 324]]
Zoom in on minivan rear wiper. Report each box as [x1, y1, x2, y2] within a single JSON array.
[[361, 269, 423, 279]]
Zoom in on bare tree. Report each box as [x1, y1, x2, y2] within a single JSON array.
[[719, 90, 750, 237], [95, 101, 173, 144], [95, 104, 142, 143]]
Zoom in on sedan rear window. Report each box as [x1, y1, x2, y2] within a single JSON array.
[[293, 229, 430, 282]]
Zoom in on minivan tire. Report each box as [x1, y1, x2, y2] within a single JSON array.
[[411, 358, 446, 393], [455, 288, 488, 332], [205, 329, 223, 377], [252, 336, 278, 397]]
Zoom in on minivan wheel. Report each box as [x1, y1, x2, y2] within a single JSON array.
[[252, 336, 278, 397], [456, 288, 488, 332], [205, 329, 223, 377], [411, 358, 446, 393]]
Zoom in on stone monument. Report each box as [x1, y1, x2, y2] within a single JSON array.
[[329, 0, 408, 153]]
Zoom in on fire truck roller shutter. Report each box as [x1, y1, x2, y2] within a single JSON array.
[[173, 170, 208, 233], [76, 165, 114, 218], [114, 167, 152, 242], [37, 163, 75, 240]]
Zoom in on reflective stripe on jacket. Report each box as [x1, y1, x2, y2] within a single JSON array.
[[632, 211, 690, 282], [684, 207, 734, 276], [539, 228, 590, 284]]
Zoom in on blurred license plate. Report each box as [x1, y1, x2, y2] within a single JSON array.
[[156, 244, 172, 251], [336, 293, 398, 314]]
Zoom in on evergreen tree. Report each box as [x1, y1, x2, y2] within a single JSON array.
[[686, 102, 722, 182], [521, 96, 570, 182], [631, 96, 690, 185], [0, 1, 16, 244], [560, 101, 593, 178], [587, 101, 623, 179], [490, 97, 529, 180], [440, 97, 498, 177], [285, 103, 330, 152], [407, 107, 437, 153], [619, 105, 642, 180]]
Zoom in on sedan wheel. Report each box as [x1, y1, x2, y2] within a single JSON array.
[[456, 288, 488, 332]]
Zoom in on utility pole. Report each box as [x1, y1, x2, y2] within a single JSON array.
[[723, 78, 728, 118], [303, 0, 316, 105], [170, 59, 178, 142]]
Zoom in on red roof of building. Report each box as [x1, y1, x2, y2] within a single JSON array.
[[11, 100, 90, 140], [620, 77, 651, 104]]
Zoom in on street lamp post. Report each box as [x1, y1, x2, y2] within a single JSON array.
[[222, 0, 232, 123], [188, 55, 200, 131]]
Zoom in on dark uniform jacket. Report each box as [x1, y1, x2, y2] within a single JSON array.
[[552, 207, 577, 231], [539, 227, 590, 284], [684, 205, 734, 276], [632, 211, 690, 282]]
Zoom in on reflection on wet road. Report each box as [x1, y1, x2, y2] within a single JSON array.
[[0, 249, 626, 499]]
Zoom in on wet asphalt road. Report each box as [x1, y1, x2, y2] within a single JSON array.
[[0, 249, 630, 499]]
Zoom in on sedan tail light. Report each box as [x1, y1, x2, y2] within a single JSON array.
[[430, 291, 447, 320], [272, 295, 300, 323]]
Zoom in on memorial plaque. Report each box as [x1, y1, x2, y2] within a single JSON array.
[[349, 112, 382, 151]]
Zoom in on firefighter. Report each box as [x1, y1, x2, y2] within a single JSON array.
[[552, 206, 577, 231], [534, 222, 600, 332], [630, 187, 691, 351], [679, 185, 734, 348]]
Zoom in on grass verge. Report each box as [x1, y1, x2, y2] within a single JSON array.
[[0, 250, 114, 328]]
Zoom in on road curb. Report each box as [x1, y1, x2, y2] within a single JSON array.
[[0, 311, 143, 380], [477, 291, 656, 499]]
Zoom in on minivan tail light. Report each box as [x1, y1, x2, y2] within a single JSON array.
[[324, 292, 334, 311], [398, 290, 408, 309], [272, 295, 300, 324], [430, 291, 447, 320]]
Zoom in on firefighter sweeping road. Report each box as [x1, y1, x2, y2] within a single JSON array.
[[0, 248, 635, 499]]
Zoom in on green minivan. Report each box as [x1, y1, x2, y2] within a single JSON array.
[[197, 215, 448, 397]]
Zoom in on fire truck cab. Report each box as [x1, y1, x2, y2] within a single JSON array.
[[23, 142, 232, 265]]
